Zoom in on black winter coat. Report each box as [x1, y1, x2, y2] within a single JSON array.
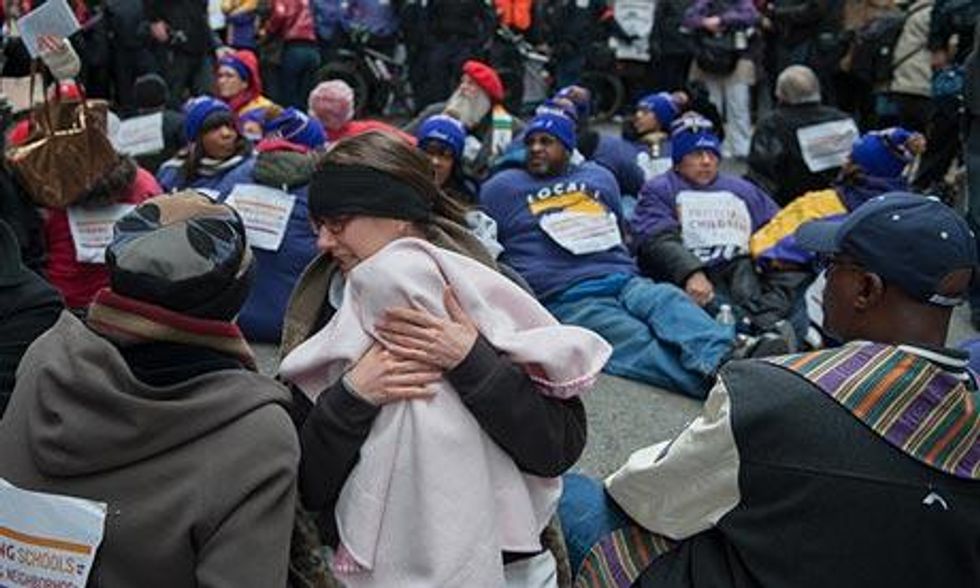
[[143, 0, 212, 54], [0, 221, 63, 418], [746, 102, 854, 206]]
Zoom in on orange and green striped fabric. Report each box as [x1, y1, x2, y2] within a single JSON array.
[[574, 524, 676, 588], [767, 342, 980, 480]]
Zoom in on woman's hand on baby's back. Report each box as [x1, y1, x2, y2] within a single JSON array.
[[345, 343, 441, 406], [376, 288, 478, 371]]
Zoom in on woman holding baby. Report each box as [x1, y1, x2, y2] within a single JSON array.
[[279, 131, 609, 587]]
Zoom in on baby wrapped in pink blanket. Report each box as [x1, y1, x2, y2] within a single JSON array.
[[280, 238, 611, 587]]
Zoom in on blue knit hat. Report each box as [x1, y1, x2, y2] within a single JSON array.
[[637, 92, 679, 128], [524, 111, 577, 152], [417, 114, 466, 160], [536, 99, 579, 123], [850, 127, 916, 179], [218, 54, 251, 82], [265, 107, 327, 150], [670, 113, 722, 164], [554, 85, 592, 120], [183, 96, 233, 142]]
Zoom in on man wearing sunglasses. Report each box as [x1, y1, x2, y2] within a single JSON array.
[[560, 192, 980, 588]]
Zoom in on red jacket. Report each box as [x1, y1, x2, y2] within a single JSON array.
[[44, 168, 161, 309], [266, 0, 317, 42]]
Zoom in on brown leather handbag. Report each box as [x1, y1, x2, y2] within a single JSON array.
[[5, 66, 118, 209]]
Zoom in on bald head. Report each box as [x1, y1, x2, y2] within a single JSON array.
[[775, 66, 822, 105]]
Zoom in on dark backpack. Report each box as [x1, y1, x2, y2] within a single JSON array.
[[847, 3, 931, 86]]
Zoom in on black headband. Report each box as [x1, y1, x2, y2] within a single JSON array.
[[309, 163, 432, 222]]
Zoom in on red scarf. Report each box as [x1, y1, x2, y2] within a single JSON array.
[[87, 289, 257, 370]]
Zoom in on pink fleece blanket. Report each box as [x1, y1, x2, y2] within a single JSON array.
[[280, 238, 610, 587]]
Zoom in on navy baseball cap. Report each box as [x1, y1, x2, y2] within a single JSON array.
[[796, 192, 977, 306]]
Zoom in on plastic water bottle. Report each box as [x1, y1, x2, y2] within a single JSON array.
[[716, 304, 735, 327]]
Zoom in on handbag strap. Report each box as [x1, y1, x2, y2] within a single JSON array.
[[27, 59, 51, 132]]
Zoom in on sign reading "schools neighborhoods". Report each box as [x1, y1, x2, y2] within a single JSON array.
[[0, 480, 106, 588]]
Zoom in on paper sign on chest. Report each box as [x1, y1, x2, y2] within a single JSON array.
[[225, 184, 297, 252], [113, 113, 165, 157], [677, 190, 751, 259], [67, 204, 136, 264]]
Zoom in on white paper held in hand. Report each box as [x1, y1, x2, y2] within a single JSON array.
[[17, 0, 81, 59]]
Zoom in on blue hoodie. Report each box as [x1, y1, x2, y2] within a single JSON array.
[[480, 161, 638, 300], [632, 169, 780, 268]]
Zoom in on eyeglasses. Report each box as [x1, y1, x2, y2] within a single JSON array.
[[310, 215, 353, 236]]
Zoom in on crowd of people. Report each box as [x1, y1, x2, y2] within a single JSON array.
[[0, 0, 979, 587]]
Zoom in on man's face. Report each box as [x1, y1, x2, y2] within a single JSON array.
[[459, 75, 483, 99], [526, 132, 568, 177], [821, 254, 866, 341], [676, 149, 719, 186]]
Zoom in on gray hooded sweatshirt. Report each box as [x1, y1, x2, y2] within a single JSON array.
[[0, 312, 299, 588]]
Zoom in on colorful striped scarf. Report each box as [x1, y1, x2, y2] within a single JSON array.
[[767, 342, 980, 480], [87, 288, 256, 370], [574, 524, 675, 588]]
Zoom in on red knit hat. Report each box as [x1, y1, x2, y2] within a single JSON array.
[[462, 60, 505, 103]]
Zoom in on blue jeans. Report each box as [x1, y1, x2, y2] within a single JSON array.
[[546, 275, 734, 398], [558, 474, 632, 576], [278, 42, 322, 108]]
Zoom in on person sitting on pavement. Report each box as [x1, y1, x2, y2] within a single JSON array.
[[416, 114, 507, 260], [750, 126, 926, 346], [307, 79, 416, 145], [0, 193, 299, 587], [630, 92, 682, 181], [553, 86, 648, 199], [490, 90, 645, 201], [34, 133, 161, 311], [746, 65, 858, 207], [559, 192, 980, 588], [279, 130, 587, 586], [631, 114, 802, 342], [0, 219, 62, 418], [232, 107, 325, 342], [214, 49, 277, 119], [157, 96, 256, 197], [406, 59, 524, 179], [125, 73, 188, 175], [480, 110, 773, 399], [752, 127, 926, 271]]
